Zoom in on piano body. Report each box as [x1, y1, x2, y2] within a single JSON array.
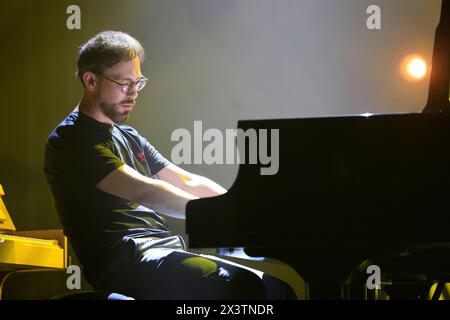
[[0, 184, 67, 299], [187, 113, 450, 298], [186, 1, 450, 299]]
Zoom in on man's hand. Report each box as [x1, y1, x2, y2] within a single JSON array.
[[152, 163, 227, 198]]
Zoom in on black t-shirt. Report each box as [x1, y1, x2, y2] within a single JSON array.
[[44, 111, 184, 283]]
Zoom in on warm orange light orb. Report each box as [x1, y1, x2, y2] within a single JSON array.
[[407, 58, 427, 79], [400, 54, 428, 81]]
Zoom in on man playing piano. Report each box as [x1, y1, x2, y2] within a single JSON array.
[[44, 30, 295, 300]]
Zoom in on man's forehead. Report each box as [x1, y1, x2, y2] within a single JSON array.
[[108, 56, 142, 79]]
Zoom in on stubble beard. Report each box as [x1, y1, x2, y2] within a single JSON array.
[[99, 101, 132, 124]]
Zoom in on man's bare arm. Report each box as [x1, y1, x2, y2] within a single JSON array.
[[153, 163, 227, 198], [96, 164, 198, 219]]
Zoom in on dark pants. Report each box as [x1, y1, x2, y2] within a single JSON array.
[[95, 248, 296, 300]]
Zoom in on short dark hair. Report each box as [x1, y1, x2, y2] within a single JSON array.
[[76, 30, 145, 87]]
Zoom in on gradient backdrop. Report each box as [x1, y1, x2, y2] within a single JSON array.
[[0, 0, 441, 299]]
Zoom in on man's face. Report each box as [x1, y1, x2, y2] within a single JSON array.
[[96, 56, 142, 124]]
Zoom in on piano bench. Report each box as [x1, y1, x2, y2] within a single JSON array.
[[49, 290, 134, 300]]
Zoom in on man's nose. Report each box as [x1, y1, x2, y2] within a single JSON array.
[[126, 86, 138, 100]]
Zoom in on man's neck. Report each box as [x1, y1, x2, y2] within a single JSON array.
[[77, 95, 113, 125]]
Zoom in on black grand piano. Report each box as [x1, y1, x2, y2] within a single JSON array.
[[186, 1, 450, 299]]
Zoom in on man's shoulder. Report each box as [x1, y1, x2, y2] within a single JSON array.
[[116, 124, 143, 139], [47, 112, 79, 142]]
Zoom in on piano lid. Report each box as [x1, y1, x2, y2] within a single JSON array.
[[423, 0, 450, 113], [0, 185, 16, 232]]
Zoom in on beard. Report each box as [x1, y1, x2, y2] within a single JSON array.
[[99, 99, 135, 124]]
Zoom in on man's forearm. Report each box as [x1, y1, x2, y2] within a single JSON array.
[[181, 174, 227, 198], [138, 179, 199, 219]]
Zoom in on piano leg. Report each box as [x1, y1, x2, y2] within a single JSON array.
[[0, 271, 13, 300]]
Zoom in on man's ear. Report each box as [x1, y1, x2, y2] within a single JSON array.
[[82, 72, 97, 91]]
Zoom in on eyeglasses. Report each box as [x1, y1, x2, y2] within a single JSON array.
[[100, 73, 149, 94]]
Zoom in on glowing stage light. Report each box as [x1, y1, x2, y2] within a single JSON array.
[[400, 54, 428, 81], [407, 58, 427, 79]]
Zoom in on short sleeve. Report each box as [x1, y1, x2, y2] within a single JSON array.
[[45, 133, 124, 191], [140, 136, 171, 176]]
